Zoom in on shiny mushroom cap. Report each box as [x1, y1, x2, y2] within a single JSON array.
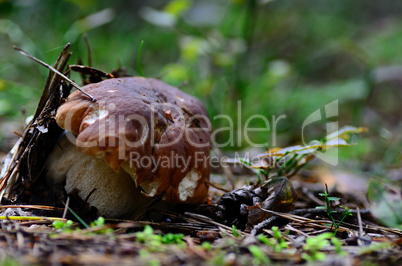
[[55, 77, 211, 204]]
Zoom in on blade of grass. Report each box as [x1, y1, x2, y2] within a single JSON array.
[[137, 40, 144, 76], [66, 206, 90, 229]]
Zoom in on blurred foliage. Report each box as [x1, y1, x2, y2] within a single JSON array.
[[368, 179, 402, 229], [0, 0, 401, 178]]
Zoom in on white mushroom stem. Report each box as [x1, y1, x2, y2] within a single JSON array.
[[46, 134, 148, 218]]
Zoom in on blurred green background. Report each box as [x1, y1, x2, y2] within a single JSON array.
[[0, 0, 400, 181]]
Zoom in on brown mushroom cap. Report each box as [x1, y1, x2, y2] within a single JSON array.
[[56, 77, 211, 204]]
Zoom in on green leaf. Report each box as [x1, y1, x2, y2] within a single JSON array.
[[249, 245, 270, 264], [162, 233, 184, 244], [331, 238, 341, 252], [91, 217, 105, 227], [201, 241, 212, 251], [257, 234, 274, 246], [164, 0, 191, 17], [367, 179, 402, 229], [324, 126, 368, 142], [239, 158, 252, 166], [272, 226, 281, 240], [327, 197, 340, 201], [232, 225, 240, 237], [143, 225, 154, 234], [52, 220, 74, 231]]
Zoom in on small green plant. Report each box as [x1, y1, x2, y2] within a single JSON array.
[[201, 241, 212, 251], [161, 233, 184, 244], [331, 237, 346, 256], [89, 217, 114, 234], [139, 249, 161, 266], [52, 220, 74, 232], [135, 225, 185, 251], [257, 234, 274, 246], [272, 226, 289, 252], [316, 187, 353, 236], [257, 226, 288, 252], [136, 225, 163, 251], [52, 217, 113, 234], [90, 217, 105, 227], [302, 232, 332, 262], [0, 256, 20, 266], [211, 252, 225, 266], [232, 225, 241, 237], [302, 232, 346, 262], [248, 245, 270, 265]]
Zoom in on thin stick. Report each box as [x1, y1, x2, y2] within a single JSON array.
[[177, 80, 188, 89], [0, 205, 64, 211], [62, 197, 70, 220], [83, 33, 93, 67], [356, 207, 366, 246], [13, 46, 97, 102], [285, 224, 310, 237], [357, 207, 363, 236], [205, 181, 231, 193], [185, 212, 249, 237]]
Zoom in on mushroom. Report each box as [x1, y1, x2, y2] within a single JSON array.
[[46, 133, 148, 218], [46, 77, 211, 218]]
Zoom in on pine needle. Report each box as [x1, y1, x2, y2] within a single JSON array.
[[0, 216, 66, 222]]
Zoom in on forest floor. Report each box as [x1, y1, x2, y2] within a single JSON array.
[[0, 163, 401, 266]]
